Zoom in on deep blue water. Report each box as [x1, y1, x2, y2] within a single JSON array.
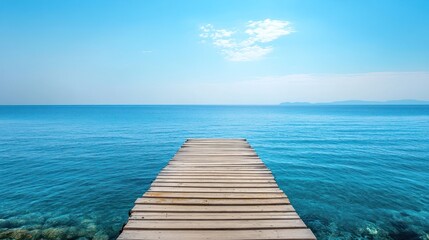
[[0, 105, 428, 240]]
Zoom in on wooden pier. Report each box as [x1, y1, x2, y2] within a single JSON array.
[[118, 139, 316, 240]]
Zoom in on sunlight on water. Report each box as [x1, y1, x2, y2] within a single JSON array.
[[0, 106, 428, 239]]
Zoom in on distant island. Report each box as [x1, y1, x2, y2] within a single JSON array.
[[280, 100, 429, 106]]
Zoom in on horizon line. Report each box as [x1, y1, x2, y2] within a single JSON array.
[[1, 104, 429, 107]]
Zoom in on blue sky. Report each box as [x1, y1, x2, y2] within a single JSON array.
[[1, 0, 428, 104]]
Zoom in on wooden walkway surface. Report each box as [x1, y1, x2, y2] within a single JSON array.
[[118, 139, 316, 240]]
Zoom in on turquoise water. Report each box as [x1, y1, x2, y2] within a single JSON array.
[[0, 105, 428, 240]]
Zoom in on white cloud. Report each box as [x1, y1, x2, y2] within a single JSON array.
[[200, 24, 234, 39], [246, 19, 294, 43], [200, 19, 293, 61], [213, 39, 234, 48]]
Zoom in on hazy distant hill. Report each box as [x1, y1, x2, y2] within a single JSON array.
[[280, 100, 429, 105]]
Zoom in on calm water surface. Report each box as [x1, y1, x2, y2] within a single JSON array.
[[0, 106, 428, 240]]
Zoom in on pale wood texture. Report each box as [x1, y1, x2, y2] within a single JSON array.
[[118, 139, 316, 240]]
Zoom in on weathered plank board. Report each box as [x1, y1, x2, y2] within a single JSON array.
[[152, 179, 277, 183], [118, 139, 316, 240], [119, 229, 316, 240], [123, 219, 307, 230], [147, 187, 284, 193], [129, 212, 300, 220], [143, 192, 287, 199], [150, 182, 279, 188], [131, 204, 295, 213], [135, 197, 290, 205]]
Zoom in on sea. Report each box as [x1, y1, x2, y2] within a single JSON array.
[[0, 105, 428, 240]]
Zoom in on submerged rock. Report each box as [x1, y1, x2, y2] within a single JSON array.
[[45, 215, 73, 227], [0, 229, 32, 240], [366, 225, 379, 235], [65, 226, 79, 239], [42, 227, 67, 240], [29, 229, 42, 239], [85, 223, 98, 236]]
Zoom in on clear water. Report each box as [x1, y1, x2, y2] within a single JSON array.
[[0, 105, 428, 240]]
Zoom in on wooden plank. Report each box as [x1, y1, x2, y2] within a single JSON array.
[[171, 159, 262, 162], [186, 140, 247, 142], [148, 187, 283, 193], [167, 162, 265, 165], [180, 148, 253, 150], [185, 142, 248, 143], [174, 154, 258, 156], [172, 155, 259, 158], [167, 164, 266, 167], [182, 145, 251, 148], [164, 165, 269, 169], [153, 179, 277, 183], [118, 229, 316, 240], [180, 149, 253, 151], [158, 173, 273, 176], [168, 158, 262, 163], [129, 212, 300, 220], [178, 151, 256, 154], [173, 154, 262, 159], [177, 153, 258, 155], [148, 187, 282, 193], [181, 146, 252, 148], [150, 182, 279, 188], [143, 192, 287, 199], [171, 157, 261, 160], [170, 158, 260, 161], [123, 219, 306, 230], [160, 170, 272, 174], [170, 159, 263, 162], [164, 167, 269, 170], [131, 204, 295, 212], [183, 143, 250, 145], [135, 197, 290, 205], [186, 139, 246, 141], [161, 168, 271, 172], [169, 161, 264, 164], [155, 176, 275, 180], [186, 142, 248, 143]]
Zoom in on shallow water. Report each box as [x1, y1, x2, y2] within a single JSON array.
[[0, 105, 428, 240]]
